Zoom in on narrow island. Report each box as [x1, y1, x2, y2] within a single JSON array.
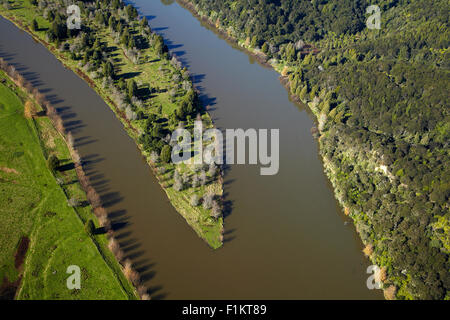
[[0, 0, 224, 250]]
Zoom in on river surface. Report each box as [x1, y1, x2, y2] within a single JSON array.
[[0, 1, 382, 299]]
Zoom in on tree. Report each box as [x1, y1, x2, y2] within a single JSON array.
[[127, 79, 138, 100], [203, 192, 214, 209], [140, 16, 148, 28], [160, 145, 172, 163], [299, 85, 308, 101], [199, 170, 207, 186], [125, 4, 138, 20], [190, 194, 200, 206], [31, 19, 38, 31], [191, 174, 199, 188], [150, 151, 159, 163], [261, 42, 269, 54], [102, 61, 115, 79], [85, 219, 96, 236], [211, 201, 221, 219], [108, 16, 116, 30], [154, 35, 166, 55], [173, 178, 183, 191], [112, 0, 120, 10]]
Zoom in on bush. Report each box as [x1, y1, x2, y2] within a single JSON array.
[[24, 100, 36, 118], [190, 194, 200, 207], [160, 145, 172, 163], [47, 154, 60, 172], [31, 19, 38, 31], [211, 201, 221, 219], [85, 219, 96, 236], [203, 192, 214, 210], [67, 197, 81, 207]]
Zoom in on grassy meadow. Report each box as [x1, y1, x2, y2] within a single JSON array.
[[0, 70, 137, 299]]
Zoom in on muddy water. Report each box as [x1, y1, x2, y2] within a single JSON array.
[[0, 5, 381, 299]]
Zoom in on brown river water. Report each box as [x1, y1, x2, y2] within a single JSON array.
[[0, 0, 382, 299]]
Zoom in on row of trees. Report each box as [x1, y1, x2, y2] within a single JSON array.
[[0, 55, 151, 300]]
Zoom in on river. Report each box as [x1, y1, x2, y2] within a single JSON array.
[[0, 0, 381, 299]]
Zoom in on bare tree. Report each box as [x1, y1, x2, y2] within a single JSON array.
[[203, 192, 214, 209], [199, 170, 207, 186], [208, 163, 217, 177], [150, 151, 159, 163], [211, 200, 221, 219], [191, 174, 199, 188], [190, 194, 200, 207], [173, 178, 183, 191]]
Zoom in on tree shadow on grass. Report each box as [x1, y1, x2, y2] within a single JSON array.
[[120, 71, 141, 80]]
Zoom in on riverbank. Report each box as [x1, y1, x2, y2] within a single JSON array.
[[0, 68, 139, 299], [175, 0, 401, 299], [0, 0, 224, 249]]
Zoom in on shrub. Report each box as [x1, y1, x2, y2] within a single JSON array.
[[191, 174, 199, 188], [98, 214, 111, 231], [66, 132, 74, 149], [199, 170, 207, 186], [384, 285, 397, 300], [203, 192, 214, 210], [47, 154, 60, 172], [158, 166, 166, 175], [123, 259, 140, 285], [108, 238, 120, 254], [160, 145, 172, 163], [173, 178, 183, 191], [86, 186, 102, 208], [190, 194, 200, 207], [85, 219, 96, 236], [150, 151, 159, 163], [211, 200, 221, 219], [208, 163, 217, 176], [24, 100, 36, 119], [363, 243, 374, 257], [137, 285, 148, 298], [67, 197, 81, 207]]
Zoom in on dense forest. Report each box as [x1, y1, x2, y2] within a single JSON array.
[[186, 0, 450, 299]]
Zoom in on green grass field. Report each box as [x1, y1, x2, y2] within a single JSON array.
[[0, 71, 137, 299], [0, 0, 224, 249]]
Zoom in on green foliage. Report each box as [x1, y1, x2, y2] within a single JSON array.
[[0, 74, 136, 299], [191, 0, 450, 299], [102, 61, 115, 79], [46, 154, 59, 172], [127, 79, 138, 100], [160, 144, 172, 163], [85, 219, 95, 236], [30, 18, 37, 31]]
